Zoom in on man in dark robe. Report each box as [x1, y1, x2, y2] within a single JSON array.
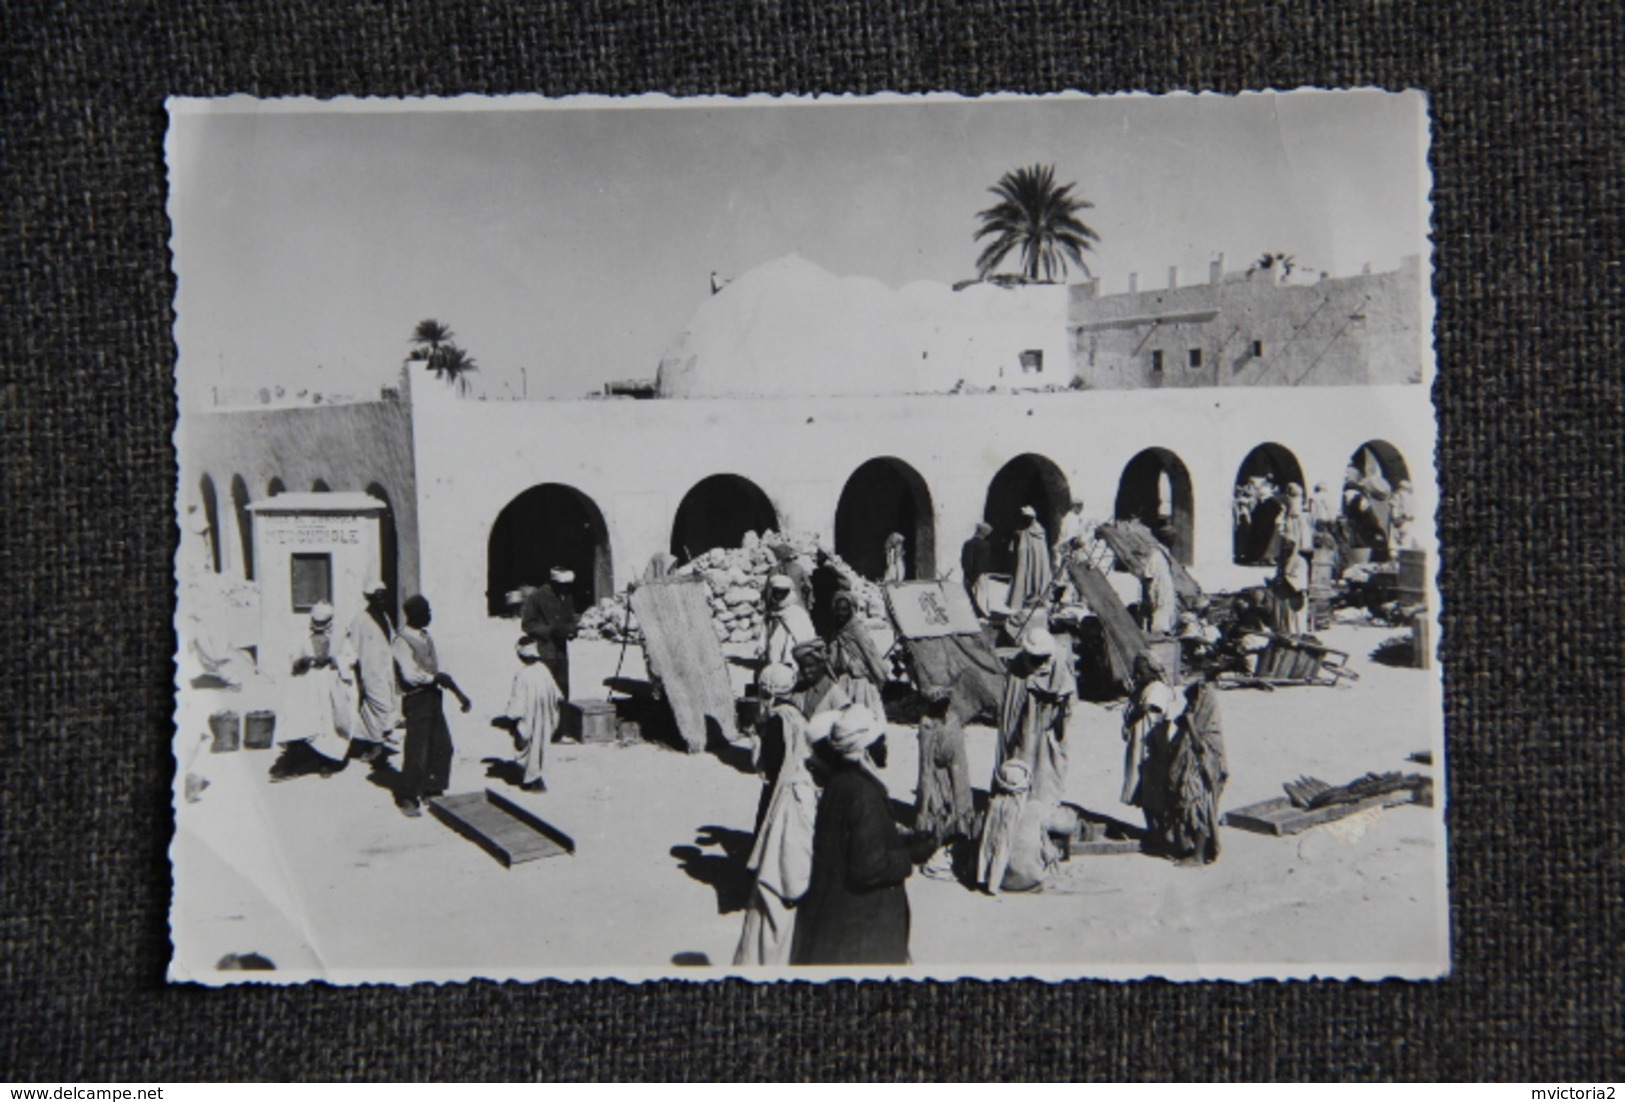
[[960, 522, 994, 609], [521, 567, 579, 699], [1138, 677, 1228, 864], [996, 627, 1075, 809], [809, 550, 847, 639], [914, 683, 975, 881], [826, 591, 889, 716], [1008, 505, 1052, 612], [792, 707, 922, 966], [391, 594, 471, 817]]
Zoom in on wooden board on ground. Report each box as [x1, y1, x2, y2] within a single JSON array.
[[429, 789, 575, 867], [629, 577, 737, 753], [1222, 787, 1427, 837], [1066, 812, 1145, 856], [884, 580, 983, 639]]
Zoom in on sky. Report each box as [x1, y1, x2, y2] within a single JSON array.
[[168, 90, 1429, 405]]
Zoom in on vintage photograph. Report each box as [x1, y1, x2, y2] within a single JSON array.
[[167, 90, 1445, 984]]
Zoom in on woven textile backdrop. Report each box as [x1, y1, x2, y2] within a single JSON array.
[[2, 0, 1621, 1082]]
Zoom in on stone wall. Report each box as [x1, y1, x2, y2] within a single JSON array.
[[181, 390, 419, 617], [1069, 257, 1424, 389], [410, 378, 1436, 686]]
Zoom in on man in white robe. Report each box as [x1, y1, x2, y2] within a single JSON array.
[[495, 636, 563, 792], [343, 578, 400, 762]]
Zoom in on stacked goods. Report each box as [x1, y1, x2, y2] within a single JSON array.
[[575, 529, 887, 646]]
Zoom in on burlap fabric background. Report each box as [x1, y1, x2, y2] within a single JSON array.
[[3, 0, 1620, 1082]]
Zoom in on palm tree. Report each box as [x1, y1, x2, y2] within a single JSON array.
[[431, 343, 479, 395], [408, 318, 452, 365], [974, 164, 1100, 283], [407, 318, 478, 394]]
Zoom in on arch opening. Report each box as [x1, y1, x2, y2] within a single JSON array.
[[1232, 443, 1305, 565], [311, 478, 331, 493], [1115, 448, 1195, 565], [487, 483, 612, 617], [983, 453, 1071, 573], [230, 474, 255, 581], [834, 457, 936, 582], [198, 474, 222, 574], [670, 474, 780, 564], [267, 477, 286, 498], [1341, 440, 1413, 562]]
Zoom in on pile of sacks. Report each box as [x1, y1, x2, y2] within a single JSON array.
[[575, 529, 887, 647]]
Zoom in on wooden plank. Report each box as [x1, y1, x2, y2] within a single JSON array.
[[1066, 837, 1145, 856], [1222, 789, 1423, 836], [486, 788, 577, 854], [629, 577, 736, 753], [429, 791, 573, 866], [1066, 559, 1151, 685], [884, 581, 983, 638]]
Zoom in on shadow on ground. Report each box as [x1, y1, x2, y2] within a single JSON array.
[[671, 824, 755, 915], [1368, 635, 1417, 668]]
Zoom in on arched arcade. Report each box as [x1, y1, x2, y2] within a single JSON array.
[[670, 474, 780, 564], [983, 453, 1071, 572], [1115, 447, 1195, 565], [834, 457, 936, 581], [1232, 442, 1305, 565], [487, 483, 613, 616]]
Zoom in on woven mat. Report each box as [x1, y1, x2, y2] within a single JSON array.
[[2, 1, 1621, 1082]]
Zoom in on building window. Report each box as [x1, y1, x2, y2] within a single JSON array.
[[1150, 350, 1164, 374], [1188, 348, 1204, 369], [1019, 349, 1044, 374], [291, 553, 332, 612], [1251, 339, 1264, 357]]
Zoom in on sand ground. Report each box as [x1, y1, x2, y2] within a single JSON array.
[[170, 621, 1448, 983]]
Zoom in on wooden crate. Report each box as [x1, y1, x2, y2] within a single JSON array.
[[1222, 786, 1426, 836], [1065, 816, 1144, 856], [562, 699, 618, 744], [429, 789, 575, 867]]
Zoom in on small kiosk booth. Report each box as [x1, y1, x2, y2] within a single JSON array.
[[248, 492, 388, 676]]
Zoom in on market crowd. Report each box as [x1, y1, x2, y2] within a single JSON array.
[[264, 510, 1233, 970], [268, 568, 582, 817]]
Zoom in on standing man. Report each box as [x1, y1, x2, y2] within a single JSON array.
[[996, 627, 1075, 809], [493, 635, 562, 793], [914, 683, 975, 882], [768, 542, 813, 610], [761, 574, 817, 671], [270, 601, 354, 780], [1008, 505, 1052, 612], [521, 567, 579, 700], [825, 590, 889, 716], [392, 594, 471, 817], [1054, 499, 1088, 571], [734, 671, 827, 967], [791, 707, 922, 966], [883, 532, 907, 583], [960, 522, 995, 615], [1135, 542, 1178, 635], [344, 578, 400, 765]]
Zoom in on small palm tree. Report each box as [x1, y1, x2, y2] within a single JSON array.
[[974, 164, 1100, 283], [407, 318, 478, 394], [431, 343, 479, 395], [409, 316, 455, 360]]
